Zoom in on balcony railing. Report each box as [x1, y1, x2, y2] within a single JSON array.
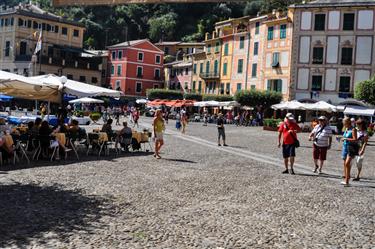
[[199, 72, 219, 79], [37, 56, 100, 70]]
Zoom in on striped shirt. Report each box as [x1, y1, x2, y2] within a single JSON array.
[[312, 124, 333, 147]]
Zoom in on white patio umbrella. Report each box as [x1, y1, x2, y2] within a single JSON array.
[[69, 97, 104, 104], [303, 101, 337, 112], [0, 70, 59, 102], [271, 100, 305, 110], [136, 99, 149, 104], [206, 100, 220, 107], [218, 101, 241, 107], [31, 74, 122, 98]]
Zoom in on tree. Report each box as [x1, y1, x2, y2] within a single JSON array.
[[148, 13, 177, 42], [235, 90, 282, 109], [203, 94, 234, 102], [243, 0, 263, 16], [147, 89, 183, 100], [354, 78, 375, 105]]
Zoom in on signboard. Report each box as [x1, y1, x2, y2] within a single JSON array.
[[53, 0, 245, 6]]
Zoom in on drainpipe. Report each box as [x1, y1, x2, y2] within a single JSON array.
[[244, 32, 251, 90]]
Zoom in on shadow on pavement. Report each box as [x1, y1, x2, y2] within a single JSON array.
[[0, 183, 113, 248], [0, 151, 154, 172], [164, 158, 197, 164]]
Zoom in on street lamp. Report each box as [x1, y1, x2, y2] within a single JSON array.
[[60, 76, 67, 106]]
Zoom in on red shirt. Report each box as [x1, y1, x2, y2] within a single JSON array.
[[278, 121, 301, 145]]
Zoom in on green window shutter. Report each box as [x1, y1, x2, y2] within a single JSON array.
[[267, 80, 271, 91], [268, 27, 274, 40], [224, 43, 228, 56], [223, 63, 227, 75], [206, 61, 210, 73], [277, 80, 282, 92], [280, 24, 287, 39], [111, 65, 114, 75], [214, 60, 218, 75], [200, 63, 203, 73], [238, 59, 243, 73]]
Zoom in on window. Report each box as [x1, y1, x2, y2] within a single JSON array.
[[192, 81, 196, 91], [226, 83, 230, 94], [117, 65, 122, 76], [79, 76, 86, 83], [239, 36, 245, 49], [236, 83, 242, 92], [67, 74, 73, 80], [206, 61, 210, 73], [153, 84, 159, 89], [198, 81, 202, 93], [136, 82, 142, 93], [137, 67, 143, 77], [272, 52, 280, 67], [47, 24, 51, 31], [47, 46, 53, 57], [255, 22, 260, 35], [311, 75, 323, 91], [5, 41, 10, 57], [115, 80, 121, 90], [223, 62, 228, 76], [220, 83, 225, 94], [207, 44, 211, 53], [193, 64, 197, 74], [62, 27, 68, 35], [314, 14, 326, 31], [214, 60, 218, 75], [111, 65, 115, 75], [251, 85, 256, 90], [254, 42, 259, 56], [10, 17, 14, 26], [18, 18, 24, 27], [118, 51, 123, 60], [54, 25, 59, 33], [215, 42, 220, 53], [73, 29, 79, 37], [280, 24, 287, 39], [237, 59, 243, 73], [339, 76, 351, 92], [164, 47, 169, 55], [200, 63, 203, 73], [92, 77, 98, 84], [267, 79, 282, 92], [155, 68, 161, 78], [343, 13, 355, 31], [312, 47, 324, 64], [185, 68, 189, 75], [33, 21, 38, 29], [137, 52, 143, 61], [224, 43, 229, 56], [341, 47, 353, 65], [267, 27, 274, 40], [112, 51, 116, 60], [252, 63, 257, 78], [155, 55, 161, 64], [42, 23, 46, 30]]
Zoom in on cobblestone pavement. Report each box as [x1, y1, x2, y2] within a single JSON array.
[[0, 117, 374, 248]]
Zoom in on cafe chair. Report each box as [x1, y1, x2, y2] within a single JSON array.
[[86, 133, 104, 157]]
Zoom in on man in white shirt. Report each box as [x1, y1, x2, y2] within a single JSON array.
[[309, 116, 333, 174]]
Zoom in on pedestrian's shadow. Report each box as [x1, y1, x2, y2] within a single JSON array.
[[164, 158, 197, 164], [0, 183, 114, 248]]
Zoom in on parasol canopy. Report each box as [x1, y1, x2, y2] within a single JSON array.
[[69, 97, 104, 104]]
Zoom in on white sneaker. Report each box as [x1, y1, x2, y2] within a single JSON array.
[[340, 181, 350, 187]]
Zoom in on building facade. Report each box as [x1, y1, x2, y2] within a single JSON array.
[[191, 51, 206, 94], [107, 39, 164, 97], [164, 54, 192, 91], [0, 3, 104, 85], [262, 11, 294, 100], [290, 0, 375, 104], [155, 41, 205, 61], [201, 31, 221, 94]]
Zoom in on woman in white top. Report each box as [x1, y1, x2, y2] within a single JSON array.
[[353, 119, 369, 181]]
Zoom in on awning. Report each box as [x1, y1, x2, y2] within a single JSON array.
[[0, 94, 13, 102], [0, 70, 60, 102], [271, 100, 305, 110], [69, 97, 104, 104], [344, 106, 375, 117], [303, 101, 337, 112]]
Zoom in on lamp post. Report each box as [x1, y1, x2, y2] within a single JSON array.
[[60, 75, 67, 108]]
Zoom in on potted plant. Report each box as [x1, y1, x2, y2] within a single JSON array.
[[263, 118, 282, 131]]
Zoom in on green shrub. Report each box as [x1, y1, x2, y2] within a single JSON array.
[[184, 92, 203, 101], [74, 110, 84, 117], [235, 90, 282, 108], [89, 112, 101, 122], [368, 127, 374, 137], [147, 89, 183, 100], [263, 118, 282, 128], [203, 94, 234, 101]]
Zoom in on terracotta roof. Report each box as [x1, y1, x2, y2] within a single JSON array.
[[107, 39, 148, 48], [292, 0, 375, 8]]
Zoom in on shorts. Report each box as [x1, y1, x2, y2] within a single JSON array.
[[218, 129, 225, 140], [342, 144, 358, 160], [313, 144, 328, 161], [282, 144, 296, 159], [155, 132, 163, 141]]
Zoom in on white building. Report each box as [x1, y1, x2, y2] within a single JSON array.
[[290, 0, 375, 104]]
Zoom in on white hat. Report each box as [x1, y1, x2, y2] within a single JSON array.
[[318, 116, 327, 120], [286, 113, 295, 120]]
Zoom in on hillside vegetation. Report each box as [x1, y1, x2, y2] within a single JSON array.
[[4, 0, 302, 49]]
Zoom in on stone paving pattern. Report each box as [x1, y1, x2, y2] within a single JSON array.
[[0, 118, 374, 248]]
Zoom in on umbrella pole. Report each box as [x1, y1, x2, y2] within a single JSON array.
[[47, 101, 50, 122]]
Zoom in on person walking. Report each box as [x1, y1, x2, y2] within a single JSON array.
[[180, 107, 188, 134], [308, 116, 333, 174], [217, 113, 228, 146], [353, 119, 369, 181], [278, 113, 301, 175], [133, 108, 140, 128], [153, 110, 165, 159], [341, 117, 358, 187]]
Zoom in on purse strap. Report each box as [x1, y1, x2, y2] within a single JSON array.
[[285, 123, 298, 141]]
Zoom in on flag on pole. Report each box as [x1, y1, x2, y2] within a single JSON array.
[[34, 30, 42, 55]]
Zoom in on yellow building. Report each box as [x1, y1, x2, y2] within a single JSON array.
[[191, 50, 206, 94], [0, 3, 105, 85], [201, 31, 221, 94], [262, 11, 294, 100]]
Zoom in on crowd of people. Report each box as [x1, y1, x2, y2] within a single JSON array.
[[278, 113, 369, 187]]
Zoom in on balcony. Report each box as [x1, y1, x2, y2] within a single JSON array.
[[38, 56, 101, 70], [199, 72, 219, 80]]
